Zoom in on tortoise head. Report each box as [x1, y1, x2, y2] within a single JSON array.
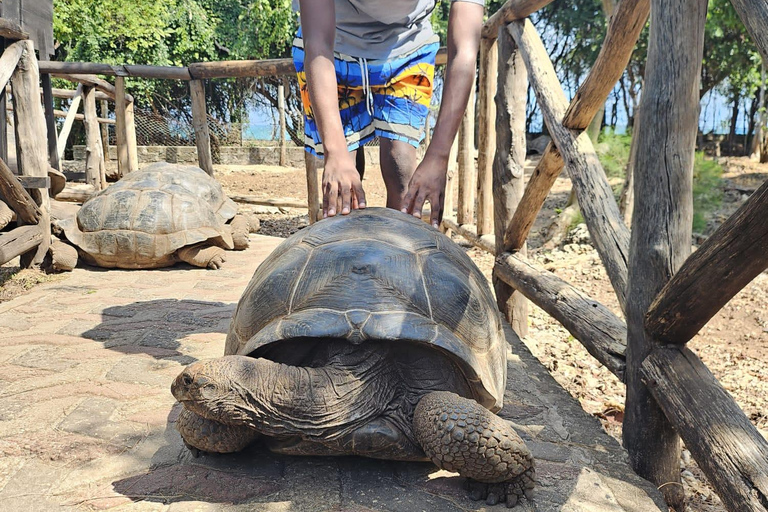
[[172, 355, 275, 428]]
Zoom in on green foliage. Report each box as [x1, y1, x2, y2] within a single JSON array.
[[692, 153, 724, 232], [595, 130, 631, 179]]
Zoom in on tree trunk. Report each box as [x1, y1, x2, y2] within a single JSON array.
[[623, 0, 707, 508]]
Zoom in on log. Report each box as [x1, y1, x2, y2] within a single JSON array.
[[476, 38, 497, 237], [503, 0, 649, 250], [442, 134, 460, 229], [623, 0, 707, 506], [278, 80, 287, 166], [0, 158, 41, 224], [0, 89, 6, 163], [0, 42, 24, 97], [441, 217, 496, 253], [640, 346, 768, 512], [729, 0, 768, 64], [508, 20, 630, 312], [495, 252, 626, 380], [305, 152, 321, 224], [10, 41, 51, 268], [562, 0, 650, 130], [190, 80, 213, 176], [41, 71, 61, 172], [0, 225, 44, 266], [99, 100, 111, 167], [646, 179, 768, 344], [493, 28, 529, 336], [481, 0, 557, 39], [0, 19, 28, 41], [457, 88, 476, 225], [38, 61, 192, 81], [114, 78, 139, 176], [125, 99, 139, 173], [49, 73, 134, 103], [16, 176, 50, 189], [54, 183, 97, 203], [57, 84, 83, 161], [230, 194, 317, 209], [82, 86, 106, 190], [51, 87, 110, 102]]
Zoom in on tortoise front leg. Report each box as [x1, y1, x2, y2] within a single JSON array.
[[176, 408, 259, 456], [177, 244, 226, 269], [413, 391, 535, 508]]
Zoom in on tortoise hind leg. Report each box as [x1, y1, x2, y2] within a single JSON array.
[[413, 391, 535, 508], [176, 408, 259, 456], [177, 243, 226, 269]]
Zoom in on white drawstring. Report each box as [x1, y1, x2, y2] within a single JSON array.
[[358, 57, 374, 115]]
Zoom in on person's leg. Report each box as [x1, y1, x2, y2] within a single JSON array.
[[379, 138, 417, 210]]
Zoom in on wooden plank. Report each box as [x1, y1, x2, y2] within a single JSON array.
[[441, 217, 496, 253], [48, 73, 133, 103], [640, 346, 768, 512], [495, 253, 626, 380], [476, 38, 497, 237], [49, 108, 114, 124], [562, 0, 650, 130], [0, 42, 24, 95], [57, 84, 82, 161], [481, 0, 557, 40], [493, 28, 529, 336], [41, 71, 60, 171], [0, 18, 28, 41], [442, 134, 460, 229], [508, 20, 630, 312], [305, 152, 320, 224], [125, 99, 139, 173], [0, 225, 43, 266], [0, 156, 40, 223], [278, 80, 287, 166], [0, 91, 6, 164], [645, 178, 768, 344], [10, 40, 50, 267], [99, 100, 110, 168], [54, 183, 97, 203], [457, 88, 476, 225], [51, 87, 110, 101], [16, 176, 49, 189], [82, 86, 106, 190], [190, 80, 213, 176], [503, 0, 649, 249], [622, 0, 707, 506]]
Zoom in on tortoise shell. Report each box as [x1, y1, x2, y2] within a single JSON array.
[[61, 163, 236, 269], [225, 208, 507, 411]]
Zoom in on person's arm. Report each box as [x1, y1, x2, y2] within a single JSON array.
[[401, 1, 483, 228], [298, 0, 366, 217]]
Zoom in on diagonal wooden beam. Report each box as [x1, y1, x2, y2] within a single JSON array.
[[508, 19, 631, 312], [729, 0, 768, 64], [645, 178, 768, 344], [481, 0, 557, 39], [504, 0, 650, 253]]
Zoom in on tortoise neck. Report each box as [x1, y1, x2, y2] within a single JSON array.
[[240, 353, 397, 440]]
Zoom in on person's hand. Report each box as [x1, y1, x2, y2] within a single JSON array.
[[401, 155, 448, 229], [322, 152, 366, 218]]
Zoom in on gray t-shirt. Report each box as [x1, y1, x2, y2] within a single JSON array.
[[294, 0, 485, 60]]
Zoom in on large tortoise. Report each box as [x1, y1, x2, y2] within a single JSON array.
[[171, 208, 535, 507], [59, 162, 249, 269]]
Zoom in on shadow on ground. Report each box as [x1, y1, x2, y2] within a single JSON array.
[[81, 298, 235, 364]]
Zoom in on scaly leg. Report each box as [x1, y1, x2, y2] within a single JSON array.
[[413, 391, 535, 508], [177, 244, 226, 269]]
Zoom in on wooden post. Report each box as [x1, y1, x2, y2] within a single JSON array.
[[477, 38, 497, 236], [100, 99, 110, 170], [57, 84, 83, 161], [10, 41, 51, 268], [0, 87, 6, 164], [82, 86, 106, 190], [278, 79, 287, 166], [442, 134, 460, 233], [623, 0, 707, 507], [190, 79, 213, 176], [640, 347, 768, 512], [493, 27, 529, 336], [41, 71, 60, 172], [305, 151, 320, 223], [645, 178, 768, 344], [125, 98, 139, 173], [457, 87, 475, 225]]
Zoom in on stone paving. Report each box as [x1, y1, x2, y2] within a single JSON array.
[[0, 234, 666, 511]]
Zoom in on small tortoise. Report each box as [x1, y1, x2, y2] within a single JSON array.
[[59, 162, 248, 269], [172, 208, 535, 507]]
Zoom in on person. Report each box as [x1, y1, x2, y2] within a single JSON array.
[[293, 0, 484, 228]]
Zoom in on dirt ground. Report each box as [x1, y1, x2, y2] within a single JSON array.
[[215, 155, 767, 512], [1, 155, 765, 511]]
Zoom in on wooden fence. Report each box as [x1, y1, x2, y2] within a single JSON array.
[[3, 2, 768, 509]]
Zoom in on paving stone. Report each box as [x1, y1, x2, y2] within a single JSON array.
[[10, 346, 78, 372], [0, 459, 67, 511], [106, 356, 181, 388], [59, 397, 146, 447]]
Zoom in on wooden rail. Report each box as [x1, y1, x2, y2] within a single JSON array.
[[645, 178, 768, 344]]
